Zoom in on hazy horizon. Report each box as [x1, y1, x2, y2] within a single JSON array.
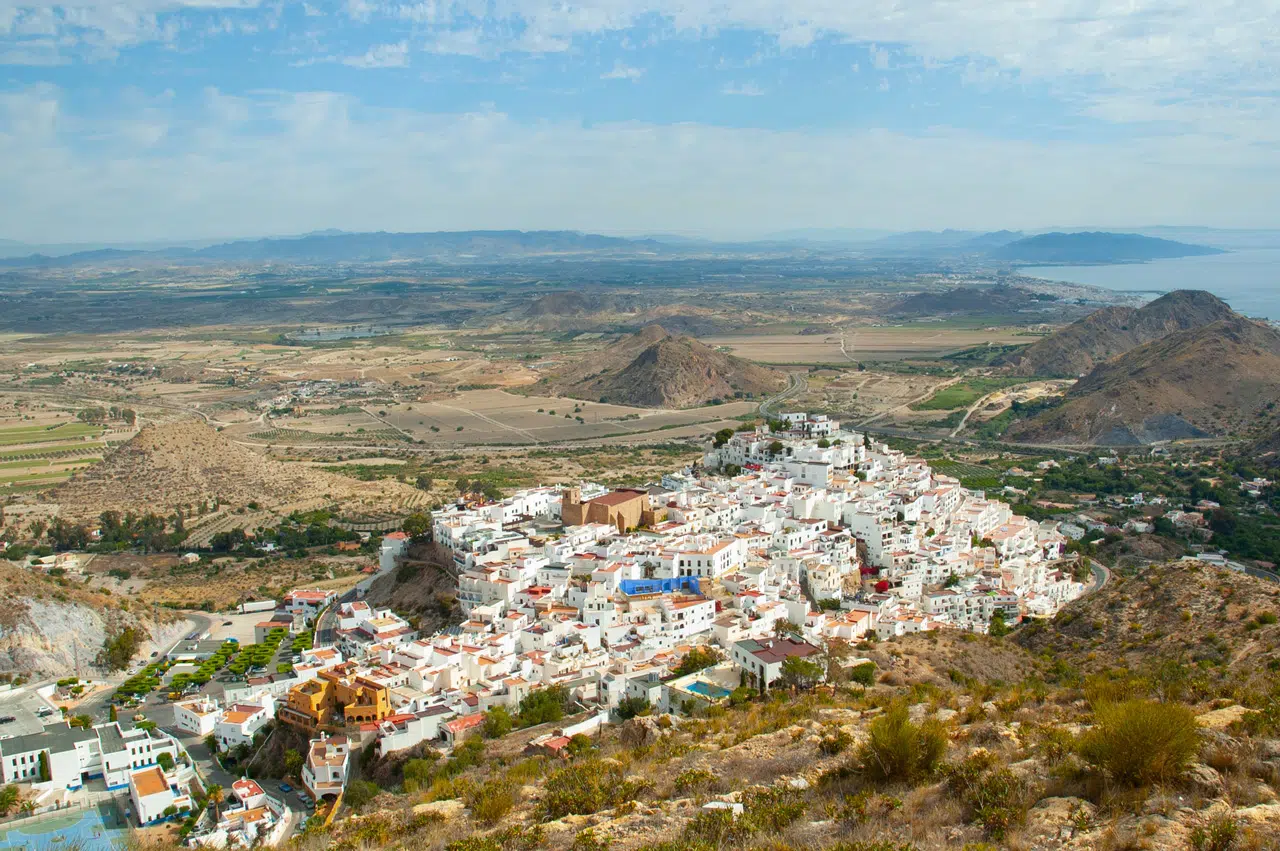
[[2, 1, 1278, 244]]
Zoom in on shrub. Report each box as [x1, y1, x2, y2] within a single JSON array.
[[1189, 813, 1239, 851], [848, 662, 877, 687], [857, 702, 947, 784], [446, 826, 545, 851], [819, 724, 855, 755], [681, 806, 754, 847], [467, 778, 520, 825], [344, 779, 380, 810], [483, 705, 514, 739], [944, 752, 1033, 839], [673, 768, 717, 795], [570, 829, 612, 850], [741, 784, 807, 833], [1077, 699, 1200, 787], [539, 759, 646, 819]]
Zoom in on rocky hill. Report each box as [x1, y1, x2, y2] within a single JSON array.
[[538, 325, 784, 408], [0, 562, 187, 678], [50, 419, 421, 522], [1001, 289, 1237, 377], [1007, 314, 1280, 444], [1017, 559, 1280, 682]]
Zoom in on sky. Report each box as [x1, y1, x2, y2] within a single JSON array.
[[1, 1, 1278, 243]]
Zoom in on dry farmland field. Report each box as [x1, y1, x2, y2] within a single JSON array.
[[236, 389, 760, 448], [702, 324, 1032, 364]]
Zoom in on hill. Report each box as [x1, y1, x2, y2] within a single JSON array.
[[989, 231, 1224, 263], [1016, 559, 1280, 682], [1006, 314, 1280, 444], [50, 419, 422, 522], [537, 325, 785, 408], [1001, 289, 1236, 377], [0, 562, 187, 679]]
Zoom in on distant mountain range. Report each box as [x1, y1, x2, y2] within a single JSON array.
[[988, 231, 1225, 264], [0, 227, 1238, 268]]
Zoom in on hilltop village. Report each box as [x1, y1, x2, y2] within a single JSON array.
[[212, 418, 1079, 785], [1, 414, 1091, 843]]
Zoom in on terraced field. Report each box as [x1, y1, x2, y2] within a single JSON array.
[[0, 421, 118, 491]]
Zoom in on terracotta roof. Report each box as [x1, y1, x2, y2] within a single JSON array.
[[131, 766, 169, 798]]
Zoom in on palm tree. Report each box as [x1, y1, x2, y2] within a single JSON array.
[[19, 799, 37, 818], [206, 784, 224, 821]]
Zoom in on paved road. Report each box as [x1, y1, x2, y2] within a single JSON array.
[[315, 588, 360, 648], [759, 372, 807, 418], [1085, 558, 1111, 594]]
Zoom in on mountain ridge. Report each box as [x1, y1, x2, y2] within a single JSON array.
[[1007, 313, 1280, 444], [1001, 289, 1237, 377]]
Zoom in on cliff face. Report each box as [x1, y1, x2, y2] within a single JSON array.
[[0, 564, 186, 679]]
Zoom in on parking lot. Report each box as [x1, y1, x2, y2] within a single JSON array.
[[0, 686, 58, 738], [198, 611, 271, 646]]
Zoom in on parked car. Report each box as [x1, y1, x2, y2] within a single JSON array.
[[278, 783, 293, 793], [0, 716, 16, 725], [223, 621, 233, 626]]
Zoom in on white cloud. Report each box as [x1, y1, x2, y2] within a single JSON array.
[[4, 86, 1277, 243], [341, 39, 408, 67], [601, 59, 643, 79], [869, 43, 890, 70], [722, 81, 764, 96]]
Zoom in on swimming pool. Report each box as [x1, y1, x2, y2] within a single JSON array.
[[685, 681, 732, 699], [0, 806, 131, 851]]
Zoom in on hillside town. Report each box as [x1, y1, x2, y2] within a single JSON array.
[[1, 416, 1092, 844]]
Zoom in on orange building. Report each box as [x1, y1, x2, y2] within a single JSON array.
[[278, 664, 391, 730]]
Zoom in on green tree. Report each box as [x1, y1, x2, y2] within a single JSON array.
[[671, 646, 723, 677], [38, 751, 50, 782], [206, 784, 224, 821], [988, 610, 1011, 638], [156, 752, 175, 772], [614, 696, 651, 721], [402, 512, 433, 542], [344, 779, 380, 811], [712, 428, 735, 447], [283, 748, 303, 778], [518, 685, 568, 727], [777, 656, 824, 691], [0, 785, 18, 816], [482, 705, 515, 739]]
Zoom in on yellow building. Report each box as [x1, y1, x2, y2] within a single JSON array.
[[278, 664, 391, 731]]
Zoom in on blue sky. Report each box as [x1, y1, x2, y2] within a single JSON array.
[[1, 1, 1278, 242]]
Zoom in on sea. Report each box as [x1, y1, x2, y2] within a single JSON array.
[[1021, 248, 1280, 321]]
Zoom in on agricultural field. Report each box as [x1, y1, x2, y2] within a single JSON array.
[[702, 324, 1031, 364], [0, 403, 128, 491], [244, 389, 759, 447], [910, 377, 1028, 411], [923, 459, 1007, 491]]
